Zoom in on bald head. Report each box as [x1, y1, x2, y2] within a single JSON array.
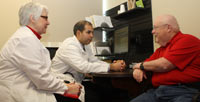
[[155, 15, 180, 33], [152, 15, 181, 47]]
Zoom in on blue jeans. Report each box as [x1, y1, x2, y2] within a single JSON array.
[[130, 85, 199, 102]]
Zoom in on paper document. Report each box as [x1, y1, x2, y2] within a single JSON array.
[[96, 46, 111, 55], [85, 15, 113, 28]]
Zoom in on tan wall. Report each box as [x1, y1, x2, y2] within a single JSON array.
[[105, 0, 200, 50], [34, 0, 102, 44], [152, 0, 200, 49], [1, 0, 199, 49], [104, 0, 126, 10], [0, 0, 102, 49], [0, 0, 31, 49]]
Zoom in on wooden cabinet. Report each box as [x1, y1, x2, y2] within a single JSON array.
[[106, 0, 153, 65]]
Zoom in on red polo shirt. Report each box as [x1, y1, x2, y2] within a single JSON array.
[[145, 32, 200, 87]]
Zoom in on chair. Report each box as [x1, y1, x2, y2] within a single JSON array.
[[192, 92, 200, 102]]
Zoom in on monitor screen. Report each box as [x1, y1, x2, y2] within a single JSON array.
[[114, 26, 128, 54]]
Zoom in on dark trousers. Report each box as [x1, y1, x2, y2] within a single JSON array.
[[130, 85, 200, 102], [82, 81, 103, 102], [82, 78, 130, 102]]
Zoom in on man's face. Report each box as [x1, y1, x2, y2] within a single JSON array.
[[77, 24, 94, 45], [33, 9, 50, 35], [152, 20, 169, 46]]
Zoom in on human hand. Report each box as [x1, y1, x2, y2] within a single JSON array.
[[132, 63, 147, 83], [110, 60, 126, 71], [119, 60, 126, 71], [116, 60, 126, 71], [64, 83, 82, 96]]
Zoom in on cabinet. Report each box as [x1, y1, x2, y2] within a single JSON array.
[[105, 0, 153, 65], [113, 7, 146, 19], [93, 27, 115, 61], [94, 27, 115, 32]]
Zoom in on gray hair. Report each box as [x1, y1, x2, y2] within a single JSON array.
[[18, 2, 48, 26]]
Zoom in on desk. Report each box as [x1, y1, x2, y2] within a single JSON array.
[[90, 68, 133, 78], [90, 69, 152, 101]]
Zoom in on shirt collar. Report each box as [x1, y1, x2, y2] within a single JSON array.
[[168, 31, 182, 44], [162, 31, 182, 48], [26, 26, 41, 40], [74, 36, 86, 52]]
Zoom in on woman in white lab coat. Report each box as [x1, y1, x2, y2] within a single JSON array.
[[0, 2, 81, 102]]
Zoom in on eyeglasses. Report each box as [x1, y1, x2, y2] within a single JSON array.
[[153, 24, 168, 29], [40, 16, 48, 20]]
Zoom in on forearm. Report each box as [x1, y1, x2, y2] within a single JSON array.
[[142, 57, 175, 72]]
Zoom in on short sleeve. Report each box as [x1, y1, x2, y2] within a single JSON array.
[[164, 35, 200, 70]]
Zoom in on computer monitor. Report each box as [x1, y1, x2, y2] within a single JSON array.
[[114, 26, 129, 54]]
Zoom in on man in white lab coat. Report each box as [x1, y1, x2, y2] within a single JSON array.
[[51, 20, 126, 102], [0, 2, 81, 102]]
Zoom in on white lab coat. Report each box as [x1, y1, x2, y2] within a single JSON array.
[[0, 26, 67, 102], [51, 36, 109, 83]]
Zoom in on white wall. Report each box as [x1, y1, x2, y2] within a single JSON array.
[[0, 0, 102, 48]]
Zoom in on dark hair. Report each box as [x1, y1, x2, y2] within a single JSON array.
[[73, 20, 92, 35]]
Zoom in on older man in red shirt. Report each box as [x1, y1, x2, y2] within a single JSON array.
[[130, 14, 200, 102]]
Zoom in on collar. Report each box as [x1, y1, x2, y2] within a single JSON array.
[[73, 36, 86, 52], [168, 31, 182, 44], [26, 26, 41, 40], [162, 31, 182, 48]]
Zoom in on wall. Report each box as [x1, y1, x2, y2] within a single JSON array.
[[152, 0, 200, 49], [104, 0, 200, 50], [34, 0, 102, 46], [0, 0, 102, 49], [1, 0, 200, 49], [0, 0, 31, 49], [104, 0, 126, 11]]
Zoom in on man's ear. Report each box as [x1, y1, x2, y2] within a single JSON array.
[[76, 30, 82, 41], [167, 24, 172, 33], [76, 30, 81, 36]]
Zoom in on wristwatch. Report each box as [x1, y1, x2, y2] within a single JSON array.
[[140, 62, 145, 71]]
